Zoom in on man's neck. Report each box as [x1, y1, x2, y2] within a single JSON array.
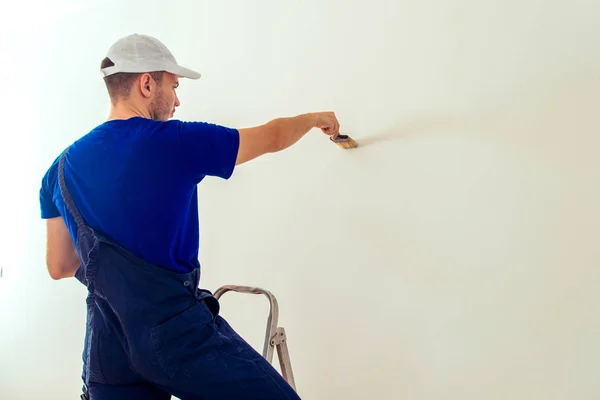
[[107, 102, 151, 121]]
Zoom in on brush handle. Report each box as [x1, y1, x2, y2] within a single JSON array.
[[331, 134, 349, 141]]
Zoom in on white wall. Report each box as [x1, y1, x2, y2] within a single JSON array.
[[1, 0, 599, 398]]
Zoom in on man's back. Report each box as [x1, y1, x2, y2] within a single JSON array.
[[39, 116, 240, 273]]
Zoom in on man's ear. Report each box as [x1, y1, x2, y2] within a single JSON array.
[[139, 73, 155, 98]]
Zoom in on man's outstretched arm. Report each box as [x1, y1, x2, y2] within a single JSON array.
[[235, 112, 340, 165], [46, 216, 80, 280]]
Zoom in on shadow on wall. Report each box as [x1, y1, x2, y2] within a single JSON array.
[[354, 65, 599, 153]]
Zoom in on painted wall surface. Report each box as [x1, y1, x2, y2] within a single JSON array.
[[1, 0, 599, 399]]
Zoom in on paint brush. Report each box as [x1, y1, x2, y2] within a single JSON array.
[[330, 134, 358, 149]]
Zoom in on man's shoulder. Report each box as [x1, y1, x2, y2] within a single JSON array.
[[40, 122, 107, 184], [41, 152, 61, 183]]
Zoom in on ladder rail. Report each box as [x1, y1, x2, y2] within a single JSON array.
[[213, 285, 296, 391]]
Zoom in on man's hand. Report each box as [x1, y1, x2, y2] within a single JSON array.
[[313, 111, 340, 139]]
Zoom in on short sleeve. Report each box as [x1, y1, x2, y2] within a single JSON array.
[[40, 165, 60, 219], [175, 120, 240, 181]]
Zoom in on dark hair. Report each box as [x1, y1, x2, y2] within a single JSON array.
[[100, 57, 163, 102]]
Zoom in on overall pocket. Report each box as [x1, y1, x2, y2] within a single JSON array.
[[149, 300, 220, 379]]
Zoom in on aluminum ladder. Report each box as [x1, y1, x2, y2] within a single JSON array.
[[214, 285, 297, 391]]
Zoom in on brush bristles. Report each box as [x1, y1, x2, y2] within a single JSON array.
[[331, 135, 358, 149]]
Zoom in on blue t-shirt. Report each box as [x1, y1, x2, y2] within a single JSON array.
[[39, 116, 240, 273]]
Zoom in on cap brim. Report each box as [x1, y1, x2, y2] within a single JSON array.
[[169, 64, 201, 79]]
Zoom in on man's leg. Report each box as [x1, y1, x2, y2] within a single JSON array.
[[86, 381, 171, 400], [143, 300, 301, 400]]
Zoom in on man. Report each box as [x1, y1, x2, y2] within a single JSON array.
[[39, 33, 340, 399]]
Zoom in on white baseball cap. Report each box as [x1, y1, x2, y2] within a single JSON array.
[[100, 33, 201, 79]]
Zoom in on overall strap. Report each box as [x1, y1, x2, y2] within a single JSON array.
[[57, 149, 95, 287], [57, 149, 91, 235], [57, 149, 94, 396]]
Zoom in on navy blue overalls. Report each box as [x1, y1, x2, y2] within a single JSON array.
[[57, 150, 301, 400]]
